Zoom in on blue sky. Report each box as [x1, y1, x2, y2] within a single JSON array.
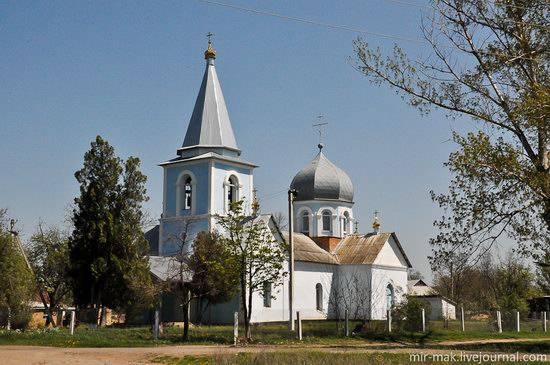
[[0, 0, 485, 280]]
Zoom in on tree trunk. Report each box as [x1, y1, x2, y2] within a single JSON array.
[[246, 278, 253, 340], [182, 289, 190, 341]]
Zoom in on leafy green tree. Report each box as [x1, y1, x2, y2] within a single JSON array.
[[27, 224, 72, 326], [0, 210, 33, 329], [69, 135, 153, 324], [392, 295, 431, 332], [189, 231, 240, 322], [354, 0, 550, 266], [216, 200, 288, 340], [166, 224, 239, 341]]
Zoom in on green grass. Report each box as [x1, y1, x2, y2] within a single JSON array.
[[149, 351, 550, 365], [0, 320, 549, 348]]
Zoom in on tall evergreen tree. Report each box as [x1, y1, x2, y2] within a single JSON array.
[[69, 136, 152, 324]]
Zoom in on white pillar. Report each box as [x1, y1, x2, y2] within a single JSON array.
[[153, 308, 160, 340], [233, 312, 239, 346], [497, 311, 502, 333], [461, 307, 465, 332], [516, 310, 520, 332], [70, 310, 76, 335], [543, 311, 547, 333], [421, 308, 426, 332], [387, 309, 392, 332], [297, 311, 302, 340], [345, 309, 349, 337]]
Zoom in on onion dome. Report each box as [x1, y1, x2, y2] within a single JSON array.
[[290, 144, 354, 202]]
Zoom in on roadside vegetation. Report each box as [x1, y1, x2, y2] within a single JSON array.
[[1, 320, 550, 348], [149, 351, 549, 365]]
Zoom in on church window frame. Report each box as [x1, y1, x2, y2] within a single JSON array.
[[184, 177, 192, 210], [316, 283, 323, 311], [301, 210, 310, 235], [224, 174, 240, 212], [322, 210, 332, 233], [176, 171, 197, 216]]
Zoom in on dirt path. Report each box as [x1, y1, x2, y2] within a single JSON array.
[[1, 339, 549, 365]]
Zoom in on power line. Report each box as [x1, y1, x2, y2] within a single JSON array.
[[196, 0, 429, 45]]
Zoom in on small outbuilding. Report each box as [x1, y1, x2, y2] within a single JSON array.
[[407, 279, 456, 320]]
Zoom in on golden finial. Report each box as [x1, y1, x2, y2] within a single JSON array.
[[204, 32, 216, 59], [252, 188, 260, 216], [372, 210, 381, 233]]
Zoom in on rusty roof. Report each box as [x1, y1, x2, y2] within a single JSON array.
[[282, 232, 339, 265], [333, 233, 412, 267]]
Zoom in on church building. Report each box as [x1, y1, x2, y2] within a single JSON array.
[[147, 39, 414, 323]]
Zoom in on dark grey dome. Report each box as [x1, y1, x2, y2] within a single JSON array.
[[290, 150, 354, 202]]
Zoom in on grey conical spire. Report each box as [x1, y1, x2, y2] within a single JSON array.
[[177, 41, 240, 158]]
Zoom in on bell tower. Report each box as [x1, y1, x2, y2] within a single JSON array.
[[158, 36, 257, 255]]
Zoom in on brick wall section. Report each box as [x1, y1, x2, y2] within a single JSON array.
[[311, 236, 342, 253]]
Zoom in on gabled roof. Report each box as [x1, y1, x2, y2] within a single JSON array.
[[178, 55, 240, 158], [333, 232, 412, 268]]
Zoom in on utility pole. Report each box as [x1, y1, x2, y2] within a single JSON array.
[[288, 189, 297, 331]]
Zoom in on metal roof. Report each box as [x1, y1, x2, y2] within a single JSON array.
[[290, 149, 354, 202], [282, 231, 339, 265], [178, 57, 240, 158], [333, 232, 412, 267]]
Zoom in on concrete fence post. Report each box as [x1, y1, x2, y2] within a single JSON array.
[[497, 311, 502, 333], [461, 307, 465, 332], [516, 310, 520, 333], [387, 310, 392, 333], [153, 308, 160, 340], [543, 311, 547, 333], [421, 308, 426, 332], [70, 310, 76, 335], [233, 312, 239, 346], [344, 309, 349, 337], [297, 311, 302, 340]]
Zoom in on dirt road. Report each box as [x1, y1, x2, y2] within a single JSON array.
[[2, 338, 549, 365]]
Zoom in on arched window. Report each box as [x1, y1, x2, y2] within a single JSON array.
[[184, 177, 192, 210], [301, 211, 310, 235], [386, 284, 394, 312], [316, 283, 323, 311], [322, 210, 331, 232], [343, 211, 350, 235], [227, 175, 238, 206], [177, 172, 195, 215]]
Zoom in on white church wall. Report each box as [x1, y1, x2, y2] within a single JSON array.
[[248, 261, 335, 323], [370, 266, 408, 320], [328, 264, 372, 320], [373, 236, 410, 268], [211, 161, 254, 215]]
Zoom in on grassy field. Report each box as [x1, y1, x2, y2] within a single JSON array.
[[0, 320, 549, 348], [149, 351, 550, 365]]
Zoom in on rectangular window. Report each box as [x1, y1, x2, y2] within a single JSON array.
[[322, 214, 331, 231]]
